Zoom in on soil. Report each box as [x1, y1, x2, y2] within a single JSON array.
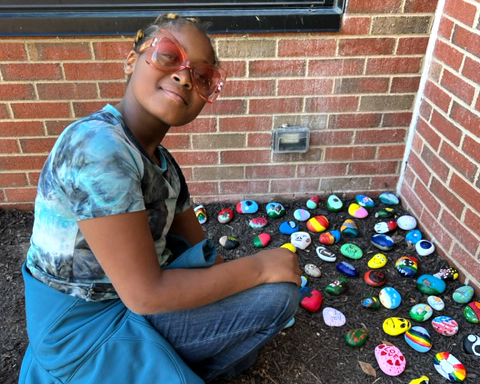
[[1, 198, 479, 384]]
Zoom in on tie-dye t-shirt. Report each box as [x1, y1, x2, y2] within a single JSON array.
[[26, 104, 191, 301]]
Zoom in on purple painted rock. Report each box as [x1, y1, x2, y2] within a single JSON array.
[[364, 270, 387, 287], [253, 233, 271, 248]]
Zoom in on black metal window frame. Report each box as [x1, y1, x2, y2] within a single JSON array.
[[0, 1, 345, 35]]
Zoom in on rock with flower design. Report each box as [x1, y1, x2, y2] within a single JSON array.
[[345, 328, 368, 347], [356, 194, 375, 208], [434, 267, 458, 281]]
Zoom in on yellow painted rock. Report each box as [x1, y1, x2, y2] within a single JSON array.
[[368, 253, 387, 269], [383, 317, 412, 336], [281, 243, 296, 253]]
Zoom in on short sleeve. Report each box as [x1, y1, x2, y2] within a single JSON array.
[[53, 120, 146, 220], [162, 149, 191, 214]]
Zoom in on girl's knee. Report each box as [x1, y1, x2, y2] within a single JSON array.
[[258, 282, 299, 326]]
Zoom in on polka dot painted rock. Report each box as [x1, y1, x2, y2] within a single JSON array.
[[355, 194, 375, 208], [405, 326, 432, 353], [306, 215, 329, 232], [427, 295, 445, 311], [279, 220, 299, 235], [340, 243, 363, 259], [416, 240, 435, 256], [304, 263, 321, 278], [434, 267, 459, 281], [253, 233, 271, 248], [371, 234, 394, 251], [452, 286, 474, 304], [249, 217, 267, 229], [306, 195, 320, 209], [348, 203, 368, 218], [416, 274, 446, 295], [395, 256, 418, 277], [374, 344, 406, 376], [194, 205, 207, 224], [319, 230, 340, 245], [379, 192, 400, 205], [299, 286, 323, 312], [293, 208, 310, 222], [396, 215, 417, 230], [434, 352, 466, 382], [409, 303, 433, 322], [266, 202, 285, 218], [368, 253, 387, 269], [290, 231, 311, 250], [326, 194, 343, 212], [406, 230, 422, 246], [340, 219, 359, 238], [379, 287, 402, 309], [236, 200, 258, 214], [364, 270, 386, 287], [345, 328, 368, 347], [382, 317, 411, 336], [374, 220, 397, 234], [432, 316, 459, 336], [218, 208, 234, 224], [322, 307, 346, 327], [464, 301, 480, 324]]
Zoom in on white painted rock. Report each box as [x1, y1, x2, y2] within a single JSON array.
[[304, 264, 321, 278], [397, 215, 417, 230], [290, 231, 312, 250], [416, 240, 435, 256], [428, 295, 445, 311], [322, 307, 346, 327], [316, 246, 336, 262]]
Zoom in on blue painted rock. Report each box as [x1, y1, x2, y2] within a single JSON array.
[[361, 295, 380, 309], [452, 286, 474, 304], [319, 230, 341, 245], [322, 307, 346, 327], [434, 352, 466, 382], [427, 295, 445, 311], [219, 235, 239, 250], [375, 208, 395, 218], [382, 317, 411, 336], [290, 231, 311, 250], [306, 215, 329, 232], [368, 253, 387, 269], [395, 256, 418, 277], [236, 200, 258, 214], [345, 328, 368, 347], [371, 234, 394, 251], [299, 286, 323, 312], [301, 276, 308, 287], [293, 208, 310, 222], [279, 220, 299, 234], [416, 274, 446, 295], [379, 287, 402, 309], [283, 317, 295, 329], [316, 246, 336, 262], [194, 205, 207, 224], [375, 344, 406, 376], [410, 303, 433, 322], [306, 195, 320, 209], [405, 326, 432, 353], [406, 230, 422, 246], [340, 243, 363, 259], [364, 270, 387, 287], [416, 239, 435, 256], [432, 316, 459, 336], [325, 278, 349, 295], [379, 192, 400, 205], [396, 215, 417, 230], [218, 208, 234, 224], [355, 194, 375, 208], [249, 217, 267, 229], [336, 261, 358, 277], [253, 233, 271, 248], [464, 301, 480, 324], [374, 220, 397, 234], [340, 219, 359, 238], [348, 203, 368, 218], [434, 267, 459, 281], [266, 202, 285, 218], [326, 194, 343, 212], [304, 263, 321, 278], [463, 334, 480, 356]]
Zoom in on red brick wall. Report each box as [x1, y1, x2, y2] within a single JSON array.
[[399, 0, 479, 291]]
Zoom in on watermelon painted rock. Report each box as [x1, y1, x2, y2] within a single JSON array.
[[464, 301, 480, 324], [249, 217, 267, 229], [253, 233, 271, 248]]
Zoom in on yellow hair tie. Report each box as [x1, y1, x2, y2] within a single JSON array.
[[166, 13, 179, 20]]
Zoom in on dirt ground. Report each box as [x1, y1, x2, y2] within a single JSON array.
[[1, 197, 479, 384]]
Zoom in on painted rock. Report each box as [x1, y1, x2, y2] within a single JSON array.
[[249, 217, 267, 229], [452, 285, 474, 304], [194, 205, 207, 224], [219, 235, 239, 250], [301, 275, 308, 287], [364, 270, 387, 287], [218, 208, 234, 224], [253, 233, 271, 248], [236, 200, 258, 214], [434, 267, 459, 281], [410, 303, 433, 322], [395, 256, 418, 277], [374, 344, 406, 376], [405, 326, 432, 353], [340, 219, 359, 238], [299, 287, 322, 312], [375, 208, 395, 218], [279, 220, 299, 235], [293, 208, 310, 222], [379, 192, 400, 205], [266, 202, 285, 218], [463, 334, 480, 356], [306, 215, 329, 232], [432, 316, 459, 336], [406, 230, 422, 246], [336, 261, 358, 277], [316, 246, 336, 262], [379, 287, 402, 309], [371, 234, 394, 251], [348, 203, 368, 218], [416, 274, 446, 295], [322, 307, 346, 327], [427, 295, 445, 311], [361, 295, 381, 309], [306, 195, 320, 209], [355, 194, 375, 208], [374, 220, 397, 234], [281, 243, 296, 253], [340, 243, 363, 259], [409, 376, 430, 384], [319, 230, 341, 245], [397, 215, 417, 231], [290, 232, 311, 250], [433, 352, 466, 382], [304, 263, 321, 278], [325, 278, 348, 295], [382, 317, 411, 336], [368, 253, 387, 269], [326, 194, 343, 212], [416, 240, 435, 256], [345, 328, 368, 347], [283, 317, 295, 329], [464, 301, 480, 324]]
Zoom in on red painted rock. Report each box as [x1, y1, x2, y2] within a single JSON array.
[[217, 208, 234, 224], [253, 233, 271, 248], [299, 287, 323, 312], [364, 270, 387, 287], [306, 215, 329, 232]]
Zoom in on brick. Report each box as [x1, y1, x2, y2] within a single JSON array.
[[444, 0, 477, 27], [424, 80, 451, 112], [391, 77, 421, 93], [297, 163, 348, 177], [377, 144, 406, 159], [451, 244, 480, 287], [219, 116, 272, 132], [328, 113, 381, 129], [0, 83, 35, 101], [416, 116, 441, 150], [249, 98, 303, 114], [270, 178, 319, 193], [5, 188, 37, 202], [431, 176, 465, 218], [308, 59, 364, 76], [161, 135, 190, 150], [349, 161, 398, 175], [324, 146, 376, 161], [440, 210, 478, 254], [93, 41, 132, 60], [355, 129, 406, 144], [429, 60, 443, 83], [441, 69, 476, 104], [249, 60, 305, 77], [218, 39, 276, 58], [404, 0, 439, 12], [170, 151, 218, 166], [334, 77, 389, 94], [382, 112, 413, 127], [348, 0, 403, 13], [452, 25, 480, 57], [1, 63, 62, 80], [247, 133, 271, 147], [12, 102, 70, 119], [37, 83, 98, 100], [192, 133, 245, 149], [450, 102, 480, 137], [476, 97, 480, 114], [0, 139, 19, 154], [464, 209, 480, 237], [371, 16, 431, 35], [176, 118, 217, 133], [0, 121, 44, 137], [360, 95, 414, 111], [0, 155, 47, 170], [421, 145, 450, 181], [396, 37, 429, 55], [28, 172, 41, 186], [0, 43, 27, 60], [221, 80, 274, 97], [419, 99, 432, 121], [370, 175, 399, 190], [338, 38, 395, 56], [419, 209, 453, 252], [193, 166, 244, 180], [0, 173, 28, 187], [408, 150, 431, 184], [0, 104, 9, 119], [245, 165, 296, 179], [278, 39, 336, 57], [272, 148, 323, 162], [187, 181, 218, 195], [334, 17, 371, 35], [366, 57, 423, 74], [412, 133, 424, 154], [438, 16, 455, 40], [73, 101, 112, 118], [19, 138, 56, 153], [462, 135, 480, 163], [461, 57, 480, 85], [28, 42, 91, 61], [99, 82, 126, 99], [450, 173, 480, 212], [64, 63, 125, 80], [414, 179, 441, 216], [320, 177, 370, 191], [278, 79, 333, 95], [221, 150, 270, 164], [201, 100, 246, 116], [430, 110, 462, 146], [311, 130, 353, 146], [439, 141, 477, 182], [274, 115, 327, 130], [305, 96, 359, 112], [220, 61, 246, 77], [45, 120, 74, 135], [220, 180, 269, 194], [400, 180, 424, 217], [433, 40, 463, 71]]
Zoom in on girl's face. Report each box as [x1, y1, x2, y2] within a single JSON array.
[[126, 24, 216, 127]]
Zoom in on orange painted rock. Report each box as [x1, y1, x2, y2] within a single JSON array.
[[306, 215, 329, 232]]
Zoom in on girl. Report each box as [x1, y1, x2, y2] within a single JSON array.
[[20, 14, 301, 384]]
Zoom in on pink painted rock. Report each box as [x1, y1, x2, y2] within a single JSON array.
[[375, 344, 406, 376], [253, 233, 271, 248], [348, 203, 368, 218]]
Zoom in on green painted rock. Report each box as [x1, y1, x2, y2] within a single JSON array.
[[325, 277, 348, 295], [326, 194, 343, 212], [416, 274, 446, 295], [253, 233, 271, 248], [361, 295, 381, 309], [374, 208, 395, 218], [409, 303, 433, 322], [464, 301, 480, 324], [345, 328, 368, 347], [340, 243, 363, 259]]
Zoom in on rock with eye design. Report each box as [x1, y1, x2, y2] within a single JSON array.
[[382, 317, 411, 336], [395, 256, 418, 277]]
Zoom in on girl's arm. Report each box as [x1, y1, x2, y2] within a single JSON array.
[[78, 210, 301, 314]]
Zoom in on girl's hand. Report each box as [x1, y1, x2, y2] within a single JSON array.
[[253, 248, 302, 286]]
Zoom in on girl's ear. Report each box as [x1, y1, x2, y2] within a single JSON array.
[[124, 50, 138, 75]]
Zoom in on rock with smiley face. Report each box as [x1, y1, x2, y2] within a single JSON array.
[[290, 231, 311, 250]]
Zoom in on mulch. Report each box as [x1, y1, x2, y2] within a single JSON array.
[[1, 197, 478, 384]]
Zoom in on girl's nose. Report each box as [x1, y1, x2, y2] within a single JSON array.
[[171, 69, 193, 90]]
